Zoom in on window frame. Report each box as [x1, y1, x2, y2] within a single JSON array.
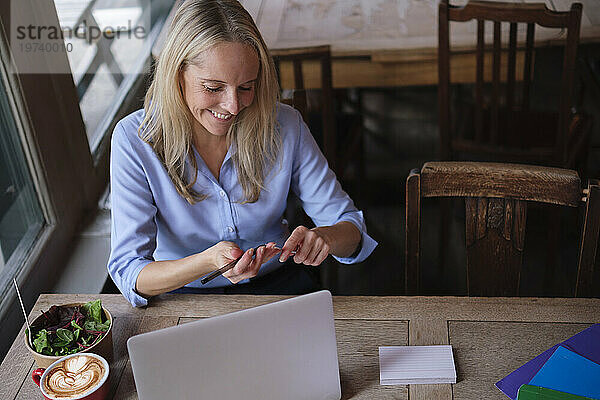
[[0, 0, 98, 356]]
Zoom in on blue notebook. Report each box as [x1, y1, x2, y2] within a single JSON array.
[[529, 346, 600, 399]]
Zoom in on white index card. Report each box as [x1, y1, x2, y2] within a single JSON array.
[[379, 345, 457, 385]]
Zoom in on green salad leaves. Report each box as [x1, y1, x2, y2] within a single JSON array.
[[30, 299, 110, 357]]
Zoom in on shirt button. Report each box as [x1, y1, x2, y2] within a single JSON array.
[[220, 190, 226, 197], [227, 226, 234, 232]]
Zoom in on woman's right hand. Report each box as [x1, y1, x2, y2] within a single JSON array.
[[209, 241, 279, 284]]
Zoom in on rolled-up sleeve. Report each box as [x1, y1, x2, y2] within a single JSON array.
[[108, 123, 157, 307], [289, 110, 377, 264]]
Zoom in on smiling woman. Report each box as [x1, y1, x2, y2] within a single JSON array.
[[108, 0, 377, 308], [179, 42, 260, 180]]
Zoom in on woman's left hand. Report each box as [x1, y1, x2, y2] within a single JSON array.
[[279, 226, 330, 266], [219, 242, 281, 284]]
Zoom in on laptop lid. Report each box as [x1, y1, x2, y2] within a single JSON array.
[[127, 290, 341, 400]]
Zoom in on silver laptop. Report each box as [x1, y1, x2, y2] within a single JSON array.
[[127, 290, 341, 400]]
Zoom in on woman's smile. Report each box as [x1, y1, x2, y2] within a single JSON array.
[[208, 109, 233, 121]]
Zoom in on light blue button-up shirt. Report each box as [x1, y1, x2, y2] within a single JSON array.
[[108, 104, 377, 307]]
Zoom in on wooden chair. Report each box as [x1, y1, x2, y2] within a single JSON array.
[[271, 45, 366, 182], [271, 45, 337, 173], [438, 0, 588, 169], [405, 161, 600, 297], [437, 0, 590, 293]]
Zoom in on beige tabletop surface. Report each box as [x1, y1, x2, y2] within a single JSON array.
[[242, 0, 600, 53], [1, 293, 599, 399], [153, 0, 600, 88]]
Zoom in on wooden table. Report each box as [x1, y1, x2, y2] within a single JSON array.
[[252, 0, 600, 88], [153, 0, 600, 88], [1, 294, 599, 399]]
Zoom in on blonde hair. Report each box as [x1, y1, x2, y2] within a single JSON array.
[[139, 0, 280, 204]]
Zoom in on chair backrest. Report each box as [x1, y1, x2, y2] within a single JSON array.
[[271, 45, 337, 172], [405, 161, 600, 297], [438, 0, 583, 165]]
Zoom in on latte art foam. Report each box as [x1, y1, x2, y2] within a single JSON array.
[[43, 355, 106, 399]]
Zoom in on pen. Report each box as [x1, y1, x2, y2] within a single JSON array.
[[200, 245, 262, 284]]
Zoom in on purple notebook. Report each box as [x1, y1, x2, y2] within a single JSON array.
[[495, 323, 600, 400]]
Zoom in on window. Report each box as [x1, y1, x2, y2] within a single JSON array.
[[54, 0, 153, 152], [0, 57, 45, 276]]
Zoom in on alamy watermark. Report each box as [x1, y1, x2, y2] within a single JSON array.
[[10, 0, 151, 75]]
